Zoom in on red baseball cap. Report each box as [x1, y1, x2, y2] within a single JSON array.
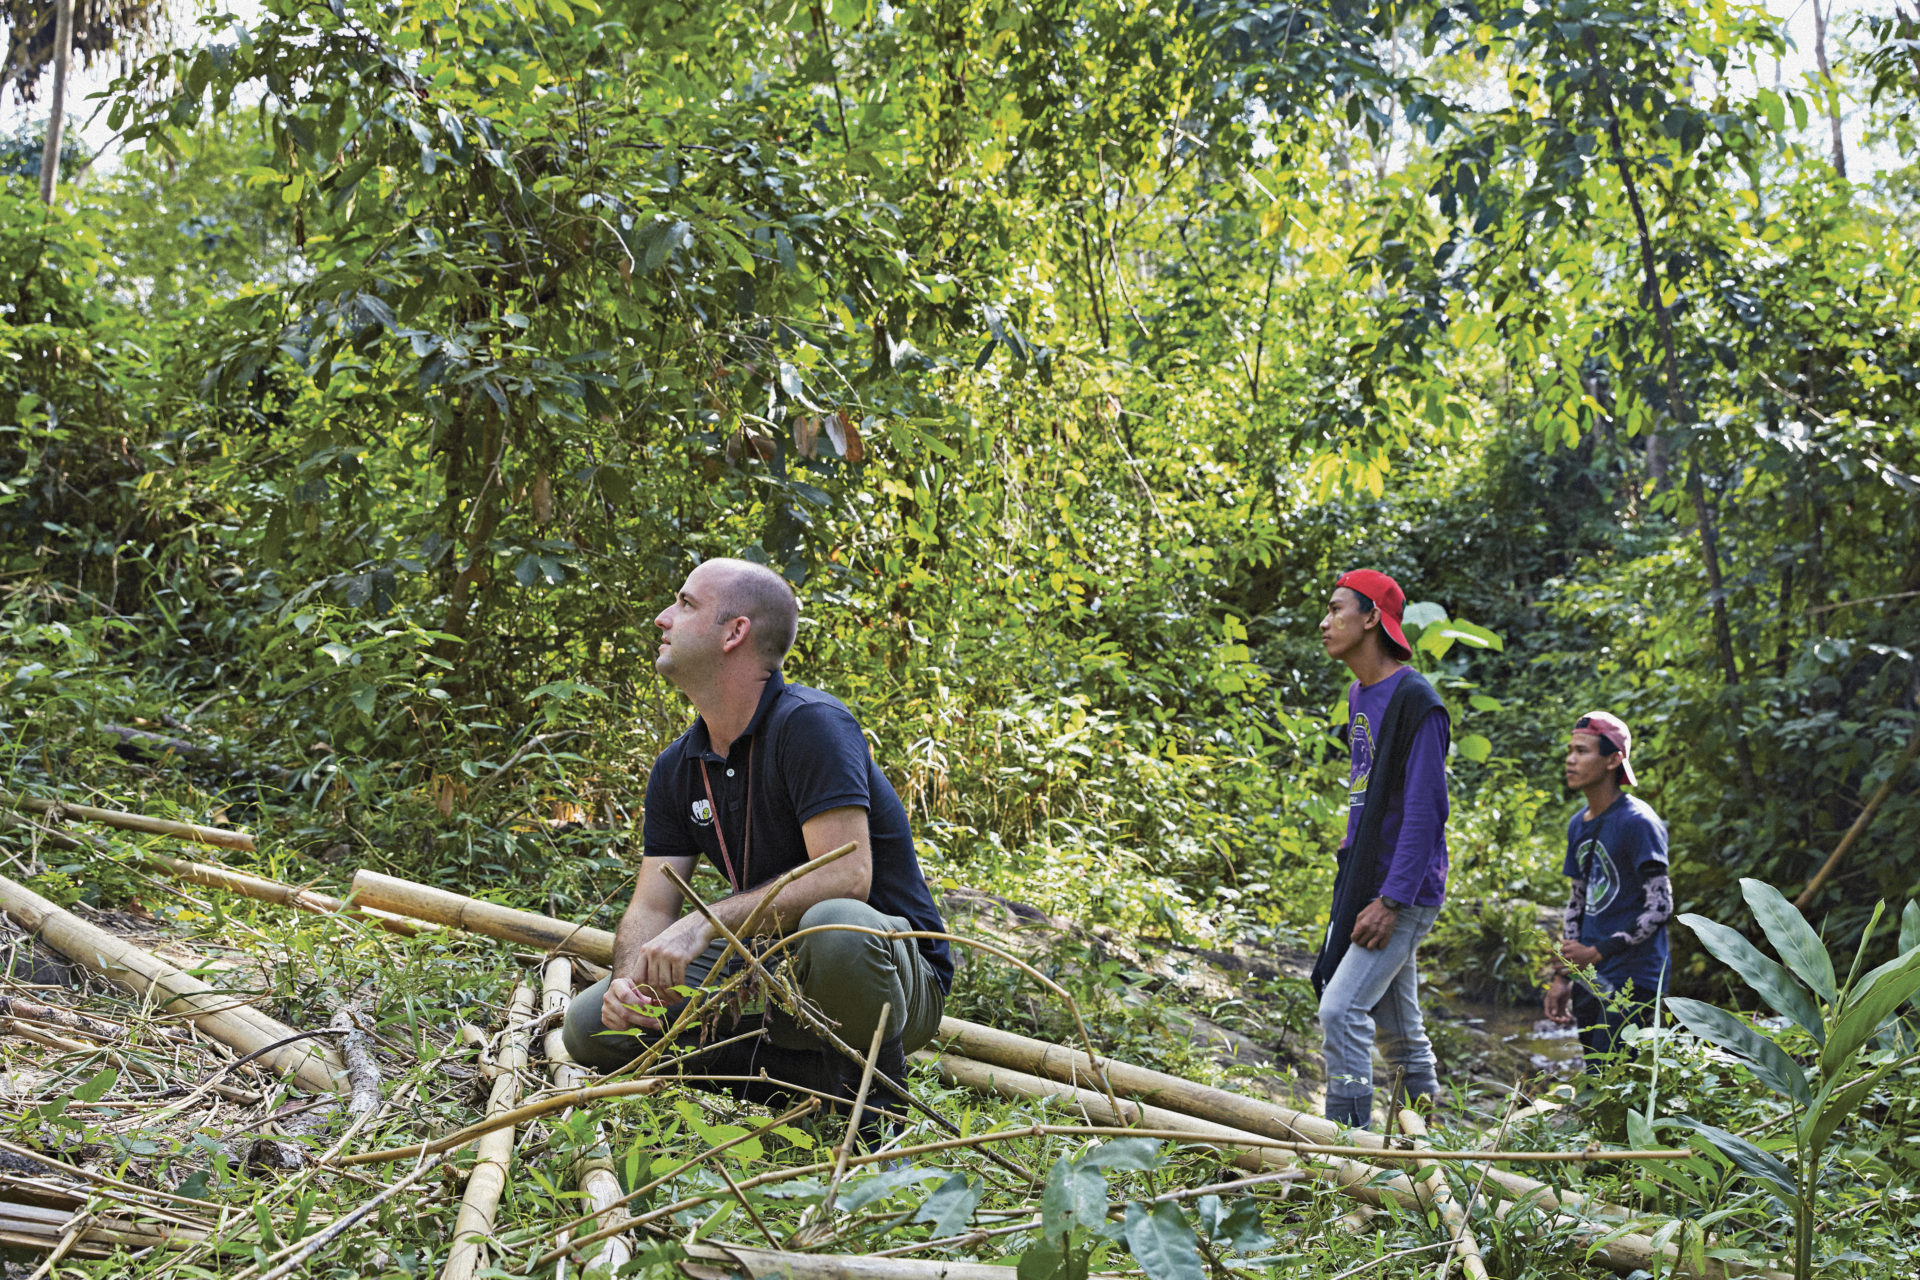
[[1573, 710, 1637, 786], [1334, 569, 1411, 659]]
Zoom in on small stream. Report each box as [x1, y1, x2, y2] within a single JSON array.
[[1441, 998, 1585, 1075]]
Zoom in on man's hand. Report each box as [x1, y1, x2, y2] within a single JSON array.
[[1350, 898, 1400, 950], [635, 912, 715, 996], [1559, 939, 1602, 969], [1544, 975, 1573, 1025], [604, 914, 716, 1032], [602, 976, 664, 1032]]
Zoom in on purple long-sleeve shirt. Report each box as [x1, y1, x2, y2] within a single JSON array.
[[1342, 667, 1450, 907]]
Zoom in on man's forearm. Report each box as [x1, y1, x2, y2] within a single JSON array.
[[705, 852, 868, 937], [612, 901, 681, 976]]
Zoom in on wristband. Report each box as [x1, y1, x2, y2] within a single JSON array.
[[1378, 896, 1406, 912]]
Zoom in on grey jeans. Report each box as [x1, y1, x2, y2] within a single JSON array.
[[1318, 902, 1442, 1117], [562, 897, 946, 1072]]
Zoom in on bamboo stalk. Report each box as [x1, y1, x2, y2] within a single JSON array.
[[926, 1054, 1785, 1280], [931, 1016, 1631, 1220], [1398, 1107, 1488, 1280], [351, 870, 616, 959], [142, 854, 427, 937], [1, 790, 253, 852], [0, 874, 343, 1093], [443, 982, 538, 1280], [678, 1241, 1130, 1280], [540, 958, 632, 1278]]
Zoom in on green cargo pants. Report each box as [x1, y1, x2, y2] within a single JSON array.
[[562, 897, 945, 1073]]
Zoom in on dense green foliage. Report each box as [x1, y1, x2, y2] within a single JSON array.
[[2, 0, 1918, 1269]]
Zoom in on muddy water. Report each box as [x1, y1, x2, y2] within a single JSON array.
[[1442, 998, 1585, 1075]]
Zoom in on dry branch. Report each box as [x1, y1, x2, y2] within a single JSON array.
[[0, 873, 344, 1093], [0, 790, 254, 852], [443, 981, 538, 1280]]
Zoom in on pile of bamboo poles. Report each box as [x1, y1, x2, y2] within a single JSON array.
[[0, 794, 1794, 1279]]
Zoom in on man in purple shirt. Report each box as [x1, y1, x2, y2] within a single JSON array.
[[1311, 569, 1451, 1130]]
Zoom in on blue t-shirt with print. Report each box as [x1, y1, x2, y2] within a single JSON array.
[[1563, 794, 1669, 994]]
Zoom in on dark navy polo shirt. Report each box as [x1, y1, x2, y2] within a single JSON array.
[[642, 673, 953, 991]]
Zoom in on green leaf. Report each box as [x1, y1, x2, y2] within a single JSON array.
[[74, 1067, 118, 1104], [1041, 1158, 1108, 1234], [1742, 879, 1836, 1004], [914, 1173, 982, 1239], [1803, 1071, 1880, 1157], [1197, 1196, 1273, 1253], [1017, 1235, 1067, 1280], [1821, 950, 1920, 1077], [1402, 601, 1448, 630], [1671, 1118, 1796, 1203], [1123, 1200, 1205, 1280], [1666, 998, 1810, 1105], [1457, 733, 1492, 763], [1901, 901, 1920, 957], [1468, 694, 1502, 712], [1079, 1138, 1163, 1172], [319, 641, 353, 665], [1679, 913, 1824, 1044], [1436, 619, 1503, 651], [348, 683, 376, 717]]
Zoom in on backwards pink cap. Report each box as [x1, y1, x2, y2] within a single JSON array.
[[1573, 711, 1637, 786]]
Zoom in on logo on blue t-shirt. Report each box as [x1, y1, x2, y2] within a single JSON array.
[[1577, 837, 1620, 912], [1349, 713, 1375, 812], [690, 799, 714, 826]]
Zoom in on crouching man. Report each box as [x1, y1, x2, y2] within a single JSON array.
[[563, 557, 952, 1114]]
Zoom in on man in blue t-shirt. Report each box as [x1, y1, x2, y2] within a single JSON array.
[[1545, 710, 1672, 1062], [563, 558, 951, 1115]]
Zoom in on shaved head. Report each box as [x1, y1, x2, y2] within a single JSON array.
[[703, 557, 799, 669]]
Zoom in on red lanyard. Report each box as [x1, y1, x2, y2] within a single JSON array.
[[697, 736, 754, 892]]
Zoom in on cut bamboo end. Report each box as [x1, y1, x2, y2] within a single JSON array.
[[0, 873, 344, 1094], [442, 982, 538, 1280]]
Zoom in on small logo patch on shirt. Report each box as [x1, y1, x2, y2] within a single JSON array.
[[691, 799, 714, 826]]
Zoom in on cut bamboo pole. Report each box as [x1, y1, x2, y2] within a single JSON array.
[[925, 1053, 1784, 1280], [352, 870, 615, 960], [932, 1016, 1631, 1221], [679, 1241, 1130, 1280], [443, 982, 537, 1280], [142, 854, 427, 937], [0, 874, 343, 1094], [1398, 1107, 1489, 1280], [540, 958, 631, 1278], [0, 791, 254, 852]]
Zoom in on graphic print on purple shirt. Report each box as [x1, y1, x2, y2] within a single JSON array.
[[1342, 667, 1451, 908]]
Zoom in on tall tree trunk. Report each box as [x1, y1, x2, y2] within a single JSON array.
[[38, 0, 75, 205], [1587, 31, 1758, 791], [1811, 0, 1849, 181]]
